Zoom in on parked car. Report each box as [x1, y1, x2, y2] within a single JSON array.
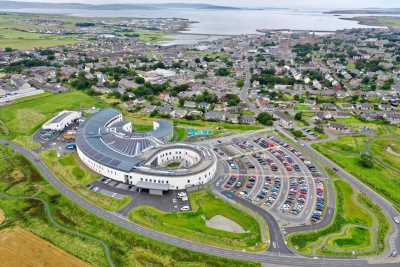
[[180, 206, 190, 211]]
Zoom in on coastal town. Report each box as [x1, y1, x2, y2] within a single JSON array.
[[1, 27, 400, 133], [1, 8, 400, 267]]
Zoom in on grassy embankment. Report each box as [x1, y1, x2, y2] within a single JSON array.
[[0, 145, 259, 267], [312, 123, 400, 212], [0, 92, 131, 211], [288, 169, 390, 256], [40, 150, 131, 212], [129, 190, 268, 251]]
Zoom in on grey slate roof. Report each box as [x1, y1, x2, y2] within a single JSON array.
[[76, 108, 214, 177]]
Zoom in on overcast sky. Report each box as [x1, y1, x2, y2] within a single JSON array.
[[10, 0, 400, 9]]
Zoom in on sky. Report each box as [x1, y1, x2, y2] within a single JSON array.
[[9, 0, 400, 9]]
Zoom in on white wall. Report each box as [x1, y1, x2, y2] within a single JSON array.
[[77, 146, 217, 190]]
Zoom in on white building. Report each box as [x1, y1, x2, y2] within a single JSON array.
[[42, 110, 82, 131], [75, 109, 217, 192]]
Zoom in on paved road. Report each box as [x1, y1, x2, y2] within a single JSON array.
[[1, 140, 399, 267], [239, 64, 251, 103]]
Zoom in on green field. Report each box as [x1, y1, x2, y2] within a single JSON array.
[[0, 91, 105, 141], [137, 31, 171, 43], [40, 150, 130, 212], [0, 145, 259, 267], [288, 169, 390, 256], [129, 190, 267, 251], [125, 112, 263, 138], [348, 16, 400, 28], [173, 127, 187, 141], [0, 13, 80, 49], [185, 50, 231, 61], [312, 125, 400, 211]]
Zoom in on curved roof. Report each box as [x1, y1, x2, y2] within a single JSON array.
[[76, 108, 215, 176]]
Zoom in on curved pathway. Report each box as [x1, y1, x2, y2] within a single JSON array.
[[0, 140, 398, 267]]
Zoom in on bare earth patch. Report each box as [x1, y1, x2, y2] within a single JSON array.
[[0, 209, 4, 224], [0, 227, 90, 267], [386, 145, 400, 157], [205, 215, 246, 233]]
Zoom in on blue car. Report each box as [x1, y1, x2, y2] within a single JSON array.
[[65, 143, 76, 150]]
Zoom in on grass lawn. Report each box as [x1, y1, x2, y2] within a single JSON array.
[[129, 191, 267, 251], [124, 112, 263, 140], [335, 116, 385, 131], [0, 91, 105, 141], [312, 126, 400, 211], [137, 31, 171, 43], [40, 150, 130, 212], [0, 28, 78, 49], [288, 169, 390, 256], [0, 145, 259, 267], [294, 103, 311, 112], [133, 123, 154, 132], [185, 50, 231, 61], [173, 127, 187, 142]]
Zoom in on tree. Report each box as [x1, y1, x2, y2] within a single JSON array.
[[294, 112, 303, 121], [236, 80, 244, 88], [314, 125, 324, 134], [225, 94, 240, 106], [70, 72, 96, 90], [4, 47, 12, 52], [214, 67, 231, 76], [291, 129, 304, 138], [135, 76, 145, 84], [360, 153, 373, 168], [257, 112, 273, 126]]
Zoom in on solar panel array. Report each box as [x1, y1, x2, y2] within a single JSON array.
[[77, 137, 121, 167], [102, 133, 155, 157]]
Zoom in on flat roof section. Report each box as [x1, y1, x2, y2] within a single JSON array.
[[50, 111, 76, 124]]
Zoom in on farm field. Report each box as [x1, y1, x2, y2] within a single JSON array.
[[0, 144, 259, 267], [0, 91, 105, 141], [348, 16, 400, 28], [312, 125, 400, 211], [288, 169, 390, 256], [0, 227, 90, 267], [40, 150, 131, 212], [129, 190, 268, 251], [0, 13, 80, 49]]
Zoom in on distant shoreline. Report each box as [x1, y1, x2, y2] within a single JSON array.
[[340, 16, 400, 28], [326, 9, 400, 15]]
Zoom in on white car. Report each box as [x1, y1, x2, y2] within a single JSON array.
[[394, 216, 400, 224], [180, 206, 190, 211], [177, 192, 187, 197]]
